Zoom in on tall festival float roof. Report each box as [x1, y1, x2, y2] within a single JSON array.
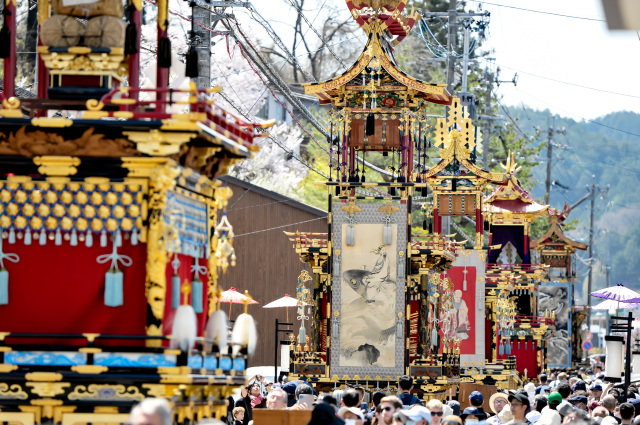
[[0, 0, 271, 421], [482, 153, 556, 379], [284, 0, 529, 398]]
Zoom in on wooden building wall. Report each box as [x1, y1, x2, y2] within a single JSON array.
[[217, 176, 327, 370]]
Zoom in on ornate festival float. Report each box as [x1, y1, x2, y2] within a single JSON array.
[[282, 0, 556, 399], [0, 0, 271, 421]]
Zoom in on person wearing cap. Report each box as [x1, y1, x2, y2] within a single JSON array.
[[448, 401, 461, 417], [486, 393, 508, 425], [460, 407, 487, 424], [338, 406, 365, 425], [569, 395, 588, 412], [505, 392, 531, 425], [442, 415, 463, 425], [468, 391, 486, 415], [591, 384, 604, 402]]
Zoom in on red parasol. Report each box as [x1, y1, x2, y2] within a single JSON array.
[[216, 287, 258, 316], [263, 294, 306, 322]]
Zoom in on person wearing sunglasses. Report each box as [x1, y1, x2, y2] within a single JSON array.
[[377, 396, 403, 425], [427, 400, 445, 425]]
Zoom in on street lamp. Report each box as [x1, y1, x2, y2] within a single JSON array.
[[607, 312, 634, 395]]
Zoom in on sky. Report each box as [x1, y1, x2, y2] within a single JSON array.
[[248, 0, 640, 121]]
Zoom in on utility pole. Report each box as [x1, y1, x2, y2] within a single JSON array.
[[446, 0, 457, 93], [544, 115, 566, 205], [586, 176, 608, 330], [482, 71, 492, 169]]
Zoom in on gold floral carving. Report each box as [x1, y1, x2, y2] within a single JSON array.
[[25, 382, 70, 397], [377, 202, 400, 215], [340, 201, 362, 215], [0, 383, 28, 399], [68, 384, 144, 401], [145, 166, 179, 345], [0, 127, 141, 157]]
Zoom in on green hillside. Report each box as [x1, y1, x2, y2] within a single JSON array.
[[505, 106, 640, 298]]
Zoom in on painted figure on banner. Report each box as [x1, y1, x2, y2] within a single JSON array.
[[340, 223, 398, 368], [453, 290, 470, 340]]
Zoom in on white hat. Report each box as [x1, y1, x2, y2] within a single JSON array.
[[337, 407, 364, 421], [525, 383, 536, 393], [405, 406, 432, 424]]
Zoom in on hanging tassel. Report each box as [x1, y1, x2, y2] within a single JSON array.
[[171, 274, 180, 309], [185, 46, 199, 78], [431, 326, 437, 346], [383, 222, 392, 245], [0, 10, 10, 60], [451, 178, 457, 192], [70, 230, 78, 246], [55, 229, 62, 246], [172, 304, 197, 352], [158, 36, 172, 68], [205, 310, 229, 353], [499, 340, 504, 355], [115, 230, 122, 248], [525, 340, 528, 350], [86, 231, 93, 247], [39, 229, 46, 245], [346, 223, 355, 246], [131, 229, 138, 246], [100, 230, 107, 247], [0, 268, 8, 305], [124, 21, 138, 55], [104, 270, 124, 307], [8, 229, 15, 244], [24, 229, 31, 246], [191, 278, 203, 313], [423, 219, 427, 231], [429, 222, 433, 233], [366, 113, 375, 136], [389, 186, 396, 196], [333, 257, 340, 276], [506, 341, 512, 355], [397, 260, 404, 278], [231, 313, 258, 355]]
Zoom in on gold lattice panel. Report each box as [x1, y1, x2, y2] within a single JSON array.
[[0, 181, 146, 234]]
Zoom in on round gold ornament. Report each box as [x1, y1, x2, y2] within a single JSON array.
[[68, 204, 81, 218], [53, 204, 65, 217], [22, 204, 34, 217], [30, 216, 43, 229], [83, 183, 95, 192], [128, 204, 140, 217], [121, 217, 133, 231], [106, 218, 117, 231], [98, 205, 110, 219], [105, 192, 118, 205], [14, 216, 27, 229], [76, 218, 88, 231], [52, 183, 66, 192], [45, 191, 58, 204], [60, 191, 73, 204], [37, 204, 50, 217], [113, 205, 125, 219], [0, 215, 10, 228], [83, 205, 96, 218], [45, 216, 58, 229], [98, 183, 110, 192], [91, 218, 103, 231], [75, 191, 88, 205], [120, 192, 133, 205], [68, 182, 80, 192], [30, 190, 42, 204], [113, 183, 125, 192], [90, 192, 103, 205], [15, 190, 27, 203], [1, 189, 11, 203], [61, 217, 73, 230], [6, 203, 19, 216]]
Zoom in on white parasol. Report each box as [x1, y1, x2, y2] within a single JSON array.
[[263, 294, 307, 322]]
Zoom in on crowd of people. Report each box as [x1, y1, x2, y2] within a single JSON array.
[[125, 361, 640, 425]]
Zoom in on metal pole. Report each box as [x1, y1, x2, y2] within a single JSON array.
[[482, 72, 492, 169], [626, 312, 632, 396], [446, 0, 457, 93], [461, 25, 470, 93], [544, 116, 554, 205], [274, 318, 279, 382], [587, 176, 595, 330]]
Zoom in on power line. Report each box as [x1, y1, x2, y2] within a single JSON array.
[[498, 65, 640, 100], [470, 1, 605, 22], [234, 216, 327, 237]]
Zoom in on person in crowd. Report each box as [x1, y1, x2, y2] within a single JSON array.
[[321, 395, 339, 412], [308, 402, 345, 425], [235, 382, 265, 425], [537, 375, 550, 395], [343, 389, 361, 408], [367, 392, 385, 422], [527, 394, 548, 423], [398, 376, 424, 408], [591, 385, 604, 402], [232, 407, 245, 425], [266, 388, 288, 410], [592, 406, 609, 419], [354, 385, 369, 412], [619, 403, 634, 425], [427, 399, 445, 425], [334, 390, 345, 407], [291, 383, 314, 410], [487, 393, 509, 425], [557, 383, 573, 412], [378, 396, 403, 425], [547, 392, 563, 412], [460, 407, 487, 424], [469, 392, 486, 415], [506, 393, 530, 425], [129, 398, 172, 425], [569, 396, 588, 412], [338, 406, 365, 425], [283, 381, 299, 407], [442, 415, 463, 425], [602, 395, 621, 423], [448, 401, 461, 417]]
